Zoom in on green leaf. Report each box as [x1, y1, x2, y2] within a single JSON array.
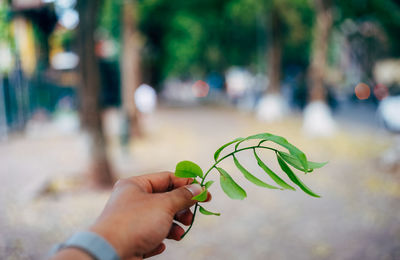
[[199, 205, 220, 216], [175, 160, 203, 178], [235, 133, 309, 172], [253, 149, 295, 190], [276, 154, 320, 198], [234, 133, 308, 170], [192, 188, 208, 201], [233, 155, 280, 189], [278, 151, 327, 172], [308, 161, 328, 169], [234, 133, 272, 150], [204, 180, 214, 189], [214, 137, 244, 161], [259, 135, 309, 172], [217, 167, 247, 200], [278, 151, 312, 172]]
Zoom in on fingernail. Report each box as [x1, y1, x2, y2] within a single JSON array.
[[185, 184, 202, 196]]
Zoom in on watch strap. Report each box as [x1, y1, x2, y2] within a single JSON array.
[[50, 231, 120, 260]]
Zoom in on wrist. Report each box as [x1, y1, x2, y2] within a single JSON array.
[[89, 224, 142, 260], [88, 225, 123, 257]]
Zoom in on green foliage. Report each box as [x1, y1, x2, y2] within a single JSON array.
[[254, 149, 296, 190], [278, 151, 327, 172], [96, 0, 400, 84], [163, 12, 205, 77], [175, 160, 203, 178], [276, 154, 320, 198], [175, 132, 327, 238], [217, 167, 247, 200], [204, 180, 214, 189], [236, 133, 309, 170], [192, 188, 208, 202], [0, 2, 13, 47], [233, 155, 280, 189], [214, 137, 244, 161], [138, 0, 266, 80], [99, 0, 122, 41], [199, 205, 220, 216]]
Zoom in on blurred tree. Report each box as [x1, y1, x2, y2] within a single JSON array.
[[303, 0, 336, 137], [0, 1, 14, 62], [255, 0, 288, 121], [255, 0, 313, 121], [334, 0, 400, 89], [107, 0, 399, 110], [99, 0, 121, 41], [121, 0, 143, 138], [267, 4, 283, 95], [0, 0, 12, 140], [308, 0, 333, 102], [77, 0, 115, 187], [139, 0, 262, 82], [337, 0, 400, 56]]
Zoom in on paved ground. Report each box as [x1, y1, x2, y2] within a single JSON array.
[[1, 105, 399, 260]]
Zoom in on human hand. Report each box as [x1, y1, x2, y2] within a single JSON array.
[[89, 171, 210, 260]]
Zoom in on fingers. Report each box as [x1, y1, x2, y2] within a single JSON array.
[[129, 171, 193, 193], [143, 243, 166, 258], [175, 209, 193, 226], [164, 184, 202, 213], [174, 192, 212, 225], [167, 223, 185, 241]]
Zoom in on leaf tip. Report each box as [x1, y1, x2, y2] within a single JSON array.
[[309, 192, 321, 198]]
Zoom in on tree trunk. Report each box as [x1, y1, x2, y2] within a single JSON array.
[[308, 0, 333, 101], [0, 74, 7, 141], [303, 0, 335, 137], [256, 6, 288, 122], [121, 0, 142, 138], [77, 0, 115, 187], [267, 6, 283, 94]]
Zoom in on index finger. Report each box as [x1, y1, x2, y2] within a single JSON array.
[[130, 171, 193, 193]]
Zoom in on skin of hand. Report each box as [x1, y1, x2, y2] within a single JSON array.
[[84, 171, 209, 260]]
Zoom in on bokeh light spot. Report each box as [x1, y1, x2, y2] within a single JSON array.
[[59, 9, 79, 29], [135, 84, 157, 113], [355, 83, 370, 100], [373, 84, 389, 101], [192, 80, 210, 98]]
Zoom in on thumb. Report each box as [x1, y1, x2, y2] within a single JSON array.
[[165, 184, 203, 213]]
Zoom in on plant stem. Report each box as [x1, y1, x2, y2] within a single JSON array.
[[180, 145, 277, 239], [180, 203, 198, 239]]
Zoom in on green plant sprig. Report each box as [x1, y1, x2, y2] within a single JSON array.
[[174, 133, 327, 239]]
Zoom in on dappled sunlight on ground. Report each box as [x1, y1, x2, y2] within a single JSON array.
[[1, 106, 399, 259]]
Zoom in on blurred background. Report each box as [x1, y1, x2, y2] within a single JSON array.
[[1, 0, 400, 259]]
